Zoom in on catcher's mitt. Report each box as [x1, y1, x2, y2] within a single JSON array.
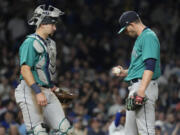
[[54, 87, 78, 108], [126, 92, 148, 111]]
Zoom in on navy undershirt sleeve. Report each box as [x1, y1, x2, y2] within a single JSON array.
[[144, 58, 156, 72]]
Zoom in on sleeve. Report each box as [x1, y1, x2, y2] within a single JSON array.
[[144, 58, 156, 72], [19, 39, 37, 67], [114, 112, 121, 127], [142, 34, 159, 61]]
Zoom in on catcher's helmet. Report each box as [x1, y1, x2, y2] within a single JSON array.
[[28, 5, 64, 27]]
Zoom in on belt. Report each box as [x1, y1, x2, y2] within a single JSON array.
[[130, 78, 140, 83], [130, 78, 157, 84], [40, 85, 51, 89]]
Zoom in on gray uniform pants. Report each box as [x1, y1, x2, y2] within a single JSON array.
[[15, 80, 68, 131], [125, 80, 158, 135]]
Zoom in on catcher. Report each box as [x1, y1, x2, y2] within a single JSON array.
[[15, 4, 76, 135], [113, 11, 161, 135]]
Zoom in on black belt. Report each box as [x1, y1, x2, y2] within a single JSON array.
[[41, 85, 51, 88], [131, 78, 140, 83], [130, 78, 157, 84]]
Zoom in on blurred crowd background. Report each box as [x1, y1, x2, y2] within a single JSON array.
[[0, 0, 180, 135]]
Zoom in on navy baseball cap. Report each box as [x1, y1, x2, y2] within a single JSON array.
[[118, 11, 139, 34]]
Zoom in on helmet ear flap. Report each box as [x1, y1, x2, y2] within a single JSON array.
[[48, 6, 54, 11], [33, 19, 38, 24], [28, 14, 41, 26], [28, 18, 36, 25]]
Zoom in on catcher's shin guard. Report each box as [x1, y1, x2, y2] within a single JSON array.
[[59, 117, 74, 135], [51, 118, 75, 135], [27, 123, 49, 135]]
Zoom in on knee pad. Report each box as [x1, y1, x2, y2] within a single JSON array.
[[66, 127, 75, 135], [50, 118, 75, 135], [27, 123, 49, 135], [59, 118, 74, 135], [51, 128, 75, 135]]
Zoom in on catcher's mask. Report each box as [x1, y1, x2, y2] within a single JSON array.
[[28, 5, 64, 28]]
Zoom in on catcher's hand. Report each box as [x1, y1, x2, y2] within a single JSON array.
[[54, 87, 78, 107], [126, 92, 148, 111]]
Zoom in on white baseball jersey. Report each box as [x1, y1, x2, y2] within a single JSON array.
[[109, 121, 125, 135]]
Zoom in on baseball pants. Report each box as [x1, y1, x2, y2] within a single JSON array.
[[125, 80, 158, 135], [15, 80, 68, 131]]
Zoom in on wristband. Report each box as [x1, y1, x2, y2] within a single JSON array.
[[30, 83, 41, 94]]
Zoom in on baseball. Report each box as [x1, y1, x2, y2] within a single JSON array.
[[55, 88, 60, 92], [112, 67, 121, 74]]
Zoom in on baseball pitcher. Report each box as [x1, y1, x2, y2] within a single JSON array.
[[113, 11, 161, 135], [15, 5, 75, 135]]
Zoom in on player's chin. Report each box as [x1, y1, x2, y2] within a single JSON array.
[[128, 33, 134, 37], [127, 32, 136, 37], [49, 32, 55, 36]]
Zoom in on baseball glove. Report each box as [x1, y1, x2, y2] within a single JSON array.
[[125, 92, 148, 111], [54, 87, 78, 107]]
